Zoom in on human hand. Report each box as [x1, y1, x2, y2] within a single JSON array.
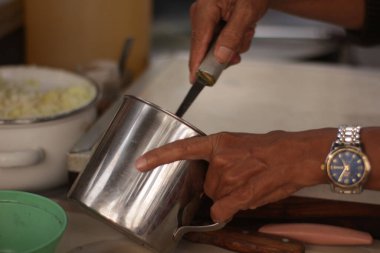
[[189, 0, 269, 83], [136, 130, 333, 222]]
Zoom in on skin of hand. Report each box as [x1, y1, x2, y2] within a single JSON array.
[[189, 0, 365, 83], [136, 129, 336, 222], [189, 0, 269, 83]]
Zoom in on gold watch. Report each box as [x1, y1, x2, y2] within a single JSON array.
[[322, 125, 371, 194]]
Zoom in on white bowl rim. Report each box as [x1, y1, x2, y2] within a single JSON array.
[[0, 65, 99, 125]]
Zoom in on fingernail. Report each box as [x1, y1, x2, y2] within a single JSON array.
[[211, 216, 228, 224], [135, 157, 147, 171], [212, 218, 221, 223], [189, 72, 196, 84], [230, 54, 241, 65], [215, 46, 234, 64]]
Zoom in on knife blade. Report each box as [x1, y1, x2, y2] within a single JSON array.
[[175, 21, 228, 117], [175, 71, 211, 118]]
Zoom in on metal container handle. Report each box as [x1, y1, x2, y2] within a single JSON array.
[[173, 221, 227, 241]]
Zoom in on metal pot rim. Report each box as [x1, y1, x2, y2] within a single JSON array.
[[0, 66, 99, 125], [126, 95, 206, 136]]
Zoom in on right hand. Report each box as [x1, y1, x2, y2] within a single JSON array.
[[136, 130, 333, 222], [189, 0, 270, 83]]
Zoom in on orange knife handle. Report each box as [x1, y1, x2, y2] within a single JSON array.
[[184, 227, 305, 253], [258, 223, 373, 246]]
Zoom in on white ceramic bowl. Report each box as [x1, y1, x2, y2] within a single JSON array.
[[0, 66, 98, 190]]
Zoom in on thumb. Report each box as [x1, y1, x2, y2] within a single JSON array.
[[210, 188, 250, 222]]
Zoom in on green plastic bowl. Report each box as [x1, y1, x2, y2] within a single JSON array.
[[0, 190, 67, 253]]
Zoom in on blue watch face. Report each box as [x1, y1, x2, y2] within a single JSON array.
[[328, 149, 367, 186]]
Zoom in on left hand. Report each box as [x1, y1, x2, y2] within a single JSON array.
[[136, 130, 332, 222], [189, 0, 269, 83]]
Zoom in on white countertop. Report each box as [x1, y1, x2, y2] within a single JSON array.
[[126, 53, 380, 205], [128, 53, 380, 133], [55, 198, 235, 253]]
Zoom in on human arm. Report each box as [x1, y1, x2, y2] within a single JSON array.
[[189, 0, 366, 82], [136, 127, 380, 222], [269, 0, 365, 30]]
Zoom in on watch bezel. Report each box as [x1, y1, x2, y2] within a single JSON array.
[[325, 146, 371, 189]]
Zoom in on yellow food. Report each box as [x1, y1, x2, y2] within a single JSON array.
[[0, 78, 96, 120]]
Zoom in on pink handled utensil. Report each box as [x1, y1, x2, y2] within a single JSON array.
[[259, 223, 373, 246]]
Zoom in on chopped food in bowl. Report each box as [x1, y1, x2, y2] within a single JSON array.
[[0, 65, 97, 122], [0, 65, 98, 191]]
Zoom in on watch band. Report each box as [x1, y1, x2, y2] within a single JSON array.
[[334, 125, 361, 148]]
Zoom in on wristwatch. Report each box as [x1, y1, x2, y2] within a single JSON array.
[[322, 125, 371, 194]]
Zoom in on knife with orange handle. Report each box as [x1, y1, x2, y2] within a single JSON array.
[[184, 226, 305, 253], [258, 223, 373, 246]]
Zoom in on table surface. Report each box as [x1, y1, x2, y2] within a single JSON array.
[[128, 53, 380, 133], [55, 198, 380, 253]]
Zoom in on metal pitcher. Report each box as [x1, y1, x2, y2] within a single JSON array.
[[68, 95, 225, 253]]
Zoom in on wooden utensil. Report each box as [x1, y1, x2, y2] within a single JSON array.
[[195, 196, 380, 239], [258, 223, 373, 246], [184, 226, 305, 253]]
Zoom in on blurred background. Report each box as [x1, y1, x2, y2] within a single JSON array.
[[2, 2, 380, 249], [1, 0, 379, 81]]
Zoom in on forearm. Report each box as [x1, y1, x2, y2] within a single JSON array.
[[361, 127, 380, 190], [269, 0, 365, 30]]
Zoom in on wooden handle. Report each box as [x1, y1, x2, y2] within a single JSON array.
[[184, 227, 305, 253], [194, 196, 380, 239]]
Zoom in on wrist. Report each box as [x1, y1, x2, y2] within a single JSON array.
[[361, 127, 380, 190], [316, 128, 338, 184], [286, 128, 336, 187]]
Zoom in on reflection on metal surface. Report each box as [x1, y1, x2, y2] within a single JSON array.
[[173, 222, 226, 241]]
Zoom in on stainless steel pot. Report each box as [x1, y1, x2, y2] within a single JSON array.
[[68, 95, 225, 253]]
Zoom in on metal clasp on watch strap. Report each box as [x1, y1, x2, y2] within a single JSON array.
[[334, 125, 361, 148]]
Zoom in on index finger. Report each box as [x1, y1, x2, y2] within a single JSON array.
[[135, 135, 214, 171]]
